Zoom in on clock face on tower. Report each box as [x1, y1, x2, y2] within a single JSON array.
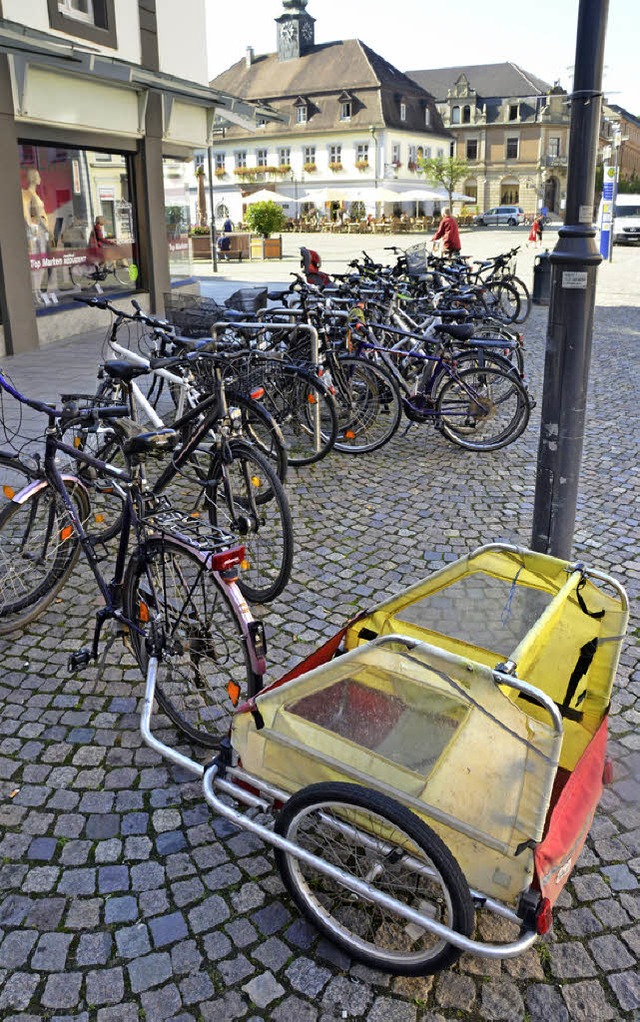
[[279, 20, 298, 59], [300, 19, 313, 43]]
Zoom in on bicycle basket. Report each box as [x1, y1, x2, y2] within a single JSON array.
[[224, 287, 268, 314], [163, 293, 226, 337], [405, 242, 427, 277]]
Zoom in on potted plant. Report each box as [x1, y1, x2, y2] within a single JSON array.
[[408, 160, 417, 172], [234, 167, 256, 181], [245, 200, 286, 259], [264, 165, 279, 176], [355, 160, 370, 172], [328, 162, 343, 173], [277, 163, 292, 176], [214, 166, 226, 178], [189, 223, 211, 259], [303, 162, 317, 173]]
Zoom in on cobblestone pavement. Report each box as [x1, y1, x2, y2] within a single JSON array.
[[0, 232, 639, 1021]]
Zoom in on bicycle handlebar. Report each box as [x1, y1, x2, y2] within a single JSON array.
[[74, 295, 173, 333], [0, 365, 129, 424]]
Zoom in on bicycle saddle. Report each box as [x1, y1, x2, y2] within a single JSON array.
[[122, 428, 178, 458], [433, 323, 475, 342], [102, 360, 150, 382]]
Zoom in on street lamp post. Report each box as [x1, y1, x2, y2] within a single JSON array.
[[369, 125, 378, 215], [530, 0, 609, 558]]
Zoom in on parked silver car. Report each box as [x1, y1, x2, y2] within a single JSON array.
[[474, 205, 525, 227]]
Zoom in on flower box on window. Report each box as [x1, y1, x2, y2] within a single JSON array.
[[234, 167, 255, 179], [408, 161, 417, 172], [303, 163, 317, 173], [393, 161, 402, 170], [214, 167, 226, 178], [328, 162, 343, 172], [278, 164, 292, 175], [355, 160, 370, 171]]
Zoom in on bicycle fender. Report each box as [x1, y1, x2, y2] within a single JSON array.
[[9, 474, 88, 505]]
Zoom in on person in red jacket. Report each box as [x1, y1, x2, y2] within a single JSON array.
[[432, 208, 461, 257]]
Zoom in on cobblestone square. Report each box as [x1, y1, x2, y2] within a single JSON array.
[[0, 230, 638, 1019]]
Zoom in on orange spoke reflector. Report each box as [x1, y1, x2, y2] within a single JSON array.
[[138, 601, 150, 623], [189, 511, 201, 518], [250, 476, 261, 488], [307, 394, 317, 404], [74, 436, 82, 449], [227, 679, 241, 706], [3, 485, 15, 499], [345, 430, 356, 439], [94, 514, 105, 523], [60, 525, 74, 541], [241, 559, 250, 571]]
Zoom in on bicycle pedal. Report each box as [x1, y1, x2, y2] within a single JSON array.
[[68, 648, 94, 672]]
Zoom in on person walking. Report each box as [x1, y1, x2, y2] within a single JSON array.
[[431, 208, 461, 257]]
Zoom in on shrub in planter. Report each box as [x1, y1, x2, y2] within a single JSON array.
[[245, 200, 287, 239]]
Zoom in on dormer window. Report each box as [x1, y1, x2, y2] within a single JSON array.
[[425, 107, 431, 127], [294, 96, 308, 124], [509, 103, 519, 121], [400, 102, 407, 121], [338, 91, 353, 121]]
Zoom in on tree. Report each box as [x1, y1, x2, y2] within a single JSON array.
[[417, 155, 469, 210], [245, 201, 287, 238], [195, 166, 208, 228]]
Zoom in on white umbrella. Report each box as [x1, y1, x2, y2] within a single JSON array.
[[243, 189, 297, 204], [397, 186, 447, 202]]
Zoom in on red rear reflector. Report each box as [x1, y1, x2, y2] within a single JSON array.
[[602, 757, 614, 785], [535, 897, 553, 935], [250, 387, 265, 400], [210, 545, 245, 572]]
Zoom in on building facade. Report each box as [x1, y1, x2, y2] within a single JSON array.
[[601, 103, 640, 184], [0, 0, 270, 355], [207, 0, 452, 225], [407, 63, 571, 218]]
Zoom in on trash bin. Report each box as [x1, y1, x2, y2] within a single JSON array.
[[532, 250, 552, 306]]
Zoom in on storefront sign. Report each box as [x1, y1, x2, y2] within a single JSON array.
[[29, 248, 90, 271], [169, 239, 189, 253]]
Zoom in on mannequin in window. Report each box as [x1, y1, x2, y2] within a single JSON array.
[[22, 168, 53, 301]]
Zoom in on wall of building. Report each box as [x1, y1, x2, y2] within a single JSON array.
[[2, 0, 142, 64], [156, 0, 208, 85]]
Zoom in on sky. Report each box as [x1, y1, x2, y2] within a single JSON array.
[[206, 0, 639, 116]]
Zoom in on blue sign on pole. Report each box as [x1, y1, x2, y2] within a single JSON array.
[[598, 165, 616, 258]]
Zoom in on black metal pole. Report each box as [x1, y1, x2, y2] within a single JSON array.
[[530, 0, 609, 558]]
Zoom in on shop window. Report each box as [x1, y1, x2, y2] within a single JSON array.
[[163, 157, 191, 282], [463, 179, 477, 202], [47, 0, 117, 48], [19, 141, 138, 308]]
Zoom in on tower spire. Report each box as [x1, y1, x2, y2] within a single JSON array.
[[276, 0, 315, 61]]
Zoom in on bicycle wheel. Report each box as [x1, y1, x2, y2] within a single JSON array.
[[0, 479, 89, 634], [486, 282, 521, 324], [124, 536, 254, 747], [252, 361, 338, 467], [225, 388, 288, 484], [331, 356, 402, 454], [111, 260, 132, 287], [436, 365, 530, 451], [274, 782, 474, 976], [187, 439, 293, 604], [505, 275, 531, 324], [69, 262, 97, 289], [471, 324, 526, 377]]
